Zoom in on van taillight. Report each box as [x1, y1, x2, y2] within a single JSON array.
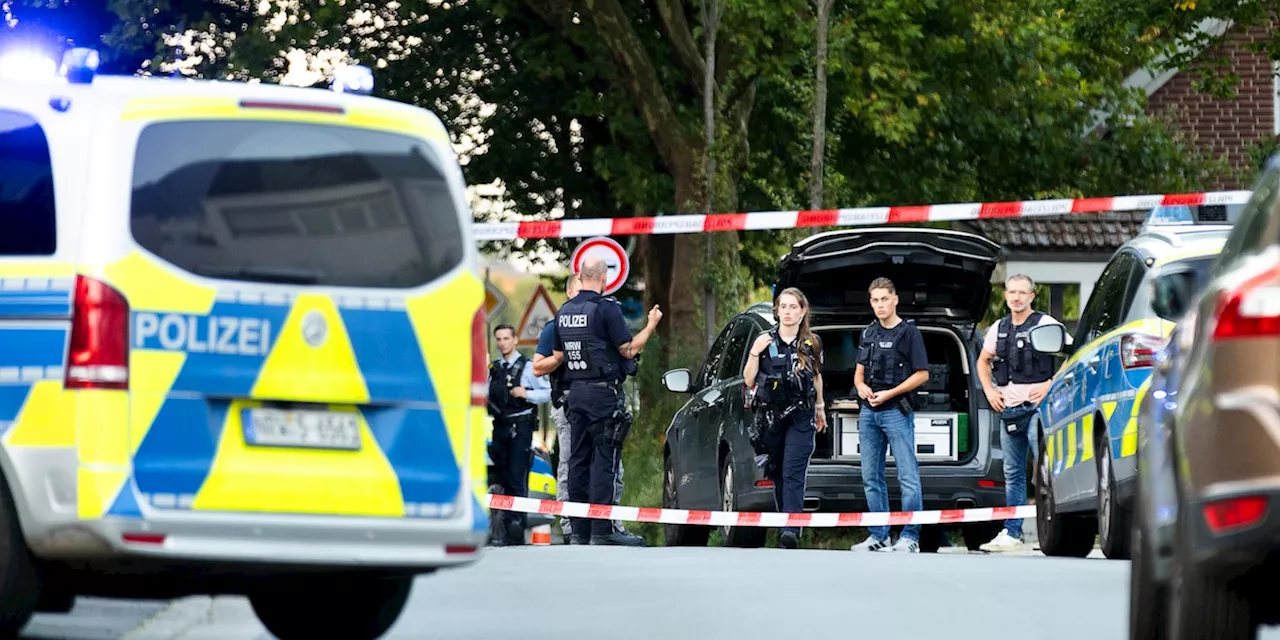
[[1213, 265, 1280, 341], [471, 306, 488, 407], [65, 275, 129, 390]]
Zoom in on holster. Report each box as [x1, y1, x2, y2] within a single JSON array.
[[599, 406, 634, 449]]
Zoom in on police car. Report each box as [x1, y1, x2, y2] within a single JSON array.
[[0, 49, 490, 638], [1023, 203, 1238, 560]]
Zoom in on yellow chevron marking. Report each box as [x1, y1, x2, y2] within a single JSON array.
[[250, 294, 369, 404], [1066, 421, 1077, 469], [1080, 413, 1095, 463], [1103, 401, 1118, 422], [4, 382, 74, 447], [406, 273, 485, 503], [128, 350, 187, 455], [1122, 417, 1139, 458], [192, 402, 403, 516], [103, 251, 215, 314], [74, 390, 130, 519]]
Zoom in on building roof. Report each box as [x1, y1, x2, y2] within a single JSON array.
[[957, 213, 1148, 255]]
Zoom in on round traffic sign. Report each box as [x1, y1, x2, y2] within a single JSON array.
[[570, 236, 630, 295]]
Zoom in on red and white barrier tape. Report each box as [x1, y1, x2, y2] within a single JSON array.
[[485, 494, 1035, 528], [473, 190, 1251, 240]]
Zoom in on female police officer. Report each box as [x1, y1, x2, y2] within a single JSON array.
[[743, 287, 826, 549]]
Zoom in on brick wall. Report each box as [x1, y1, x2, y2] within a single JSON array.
[[1145, 24, 1277, 189]]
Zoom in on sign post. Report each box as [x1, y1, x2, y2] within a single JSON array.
[[570, 236, 630, 296]]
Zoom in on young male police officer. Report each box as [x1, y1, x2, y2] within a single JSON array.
[[851, 277, 930, 553], [533, 274, 637, 543], [545, 257, 661, 546], [976, 274, 1064, 553], [487, 323, 552, 546]]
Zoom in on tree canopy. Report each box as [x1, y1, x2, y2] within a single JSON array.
[[3, 0, 1266, 367]]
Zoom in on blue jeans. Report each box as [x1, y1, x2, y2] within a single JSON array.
[[998, 413, 1040, 539], [859, 407, 922, 542]]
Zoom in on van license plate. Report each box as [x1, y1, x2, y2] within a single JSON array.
[[243, 409, 361, 451]]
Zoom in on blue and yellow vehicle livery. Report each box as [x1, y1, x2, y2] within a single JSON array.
[[1028, 204, 1237, 560], [0, 50, 489, 638]]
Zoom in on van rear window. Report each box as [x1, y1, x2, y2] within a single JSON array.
[[129, 120, 464, 288]]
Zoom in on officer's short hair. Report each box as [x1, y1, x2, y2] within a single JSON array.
[[581, 258, 608, 282], [493, 324, 516, 337], [868, 277, 895, 295], [1006, 274, 1035, 291]]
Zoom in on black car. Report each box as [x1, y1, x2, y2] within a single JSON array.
[[660, 228, 1012, 550]]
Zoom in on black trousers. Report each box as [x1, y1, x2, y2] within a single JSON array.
[[490, 414, 536, 540], [763, 409, 816, 536], [566, 381, 626, 538]]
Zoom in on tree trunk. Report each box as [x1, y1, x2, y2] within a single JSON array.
[[809, 0, 835, 210], [701, 0, 722, 350]]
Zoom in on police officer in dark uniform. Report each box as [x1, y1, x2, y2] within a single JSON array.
[[743, 287, 826, 550], [548, 257, 661, 546], [976, 274, 1064, 552], [851, 277, 930, 553], [487, 323, 551, 546]]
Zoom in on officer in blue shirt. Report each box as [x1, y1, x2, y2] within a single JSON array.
[[850, 277, 930, 553], [543, 257, 661, 545], [487, 323, 552, 546]]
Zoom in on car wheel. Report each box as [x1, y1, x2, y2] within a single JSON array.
[[662, 455, 708, 547], [720, 455, 766, 548], [1130, 518, 1167, 640], [0, 474, 42, 637], [249, 574, 413, 640], [1098, 443, 1132, 559], [1167, 517, 1255, 640], [1035, 430, 1096, 557]]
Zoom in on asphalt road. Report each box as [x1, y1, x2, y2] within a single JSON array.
[[19, 546, 1280, 640]]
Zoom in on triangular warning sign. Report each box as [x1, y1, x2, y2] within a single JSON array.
[[516, 284, 559, 347]]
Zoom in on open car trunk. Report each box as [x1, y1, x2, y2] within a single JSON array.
[[813, 324, 975, 465], [775, 228, 1000, 323], [773, 228, 999, 466]]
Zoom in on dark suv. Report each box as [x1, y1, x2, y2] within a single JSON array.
[[660, 228, 1011, 550]]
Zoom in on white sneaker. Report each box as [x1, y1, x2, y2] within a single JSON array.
[[978, 530, 1024, 553], [850, 536, 890, 552], [890, 537, 919, 553]]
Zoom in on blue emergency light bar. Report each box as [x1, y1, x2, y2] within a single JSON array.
[[61, 48, 100, 84], [1142, 203, 1244, 231], [331, 65, 374, 95]]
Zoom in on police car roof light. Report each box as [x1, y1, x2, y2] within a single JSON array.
[[60, 48, 100, 84], [1142, 203, 1245, 232], [331, 64, 374, 95], [0, 50, 58, 80]]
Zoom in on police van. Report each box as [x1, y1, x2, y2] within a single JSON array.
[[0, 49, 490, 638]]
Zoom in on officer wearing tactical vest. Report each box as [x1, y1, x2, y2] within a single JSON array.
[[851, 277, 930, 553], [976, 274, 1064, 553], [547, 257, 661, 546], [487, 323, 552, 546], [534, 274, 639, 543], [743, 287, 826, 550]]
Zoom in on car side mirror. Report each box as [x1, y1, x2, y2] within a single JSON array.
[[663, 368, 691, 393], [1029, 323, 1067, 354], [1151, 268, 1197, 321]]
